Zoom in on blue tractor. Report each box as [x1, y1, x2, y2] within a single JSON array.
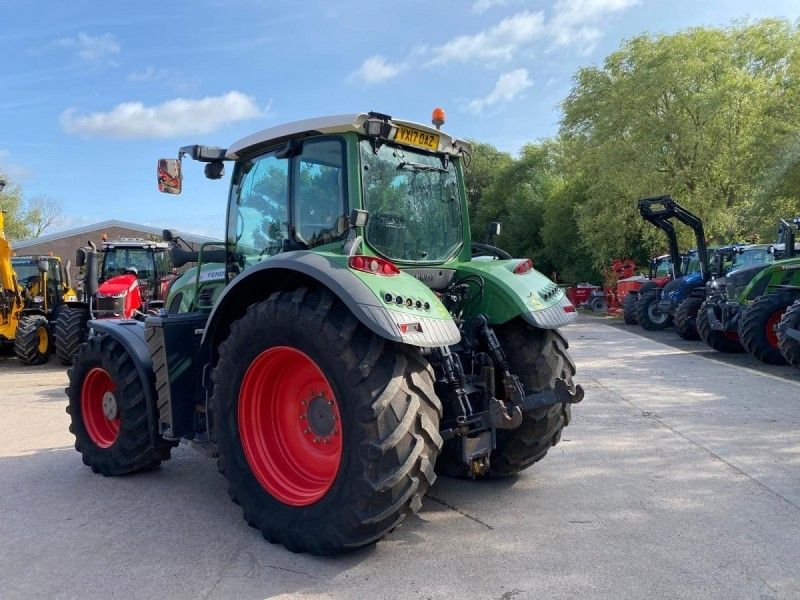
[[634, 196, 734, 340]]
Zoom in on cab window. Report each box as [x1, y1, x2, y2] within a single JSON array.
[[293, 138, 347, 248], [154, 250, 170, 278], [231, 152, 289, 267]]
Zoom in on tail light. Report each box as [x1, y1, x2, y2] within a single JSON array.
[[513, 259, 533, 275], [348, 255, 400, 276]]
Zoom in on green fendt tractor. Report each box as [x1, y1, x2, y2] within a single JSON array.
[[64, 111, 583, 555], [698, 218, 800, 363]]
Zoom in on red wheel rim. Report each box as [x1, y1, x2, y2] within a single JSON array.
[[723, 331, 740, 342], [80, 367, 120, 448], [766, 310, 784, 348], [238, 346, 342, 506]]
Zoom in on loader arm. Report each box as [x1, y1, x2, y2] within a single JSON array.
[[638, 195, 708, 281]]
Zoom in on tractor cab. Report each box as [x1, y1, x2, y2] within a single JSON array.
[[11, 255, 76, 316], [52, 238, 175, 365], [648, 254, 673, 282], [94, 239, 172, 317]]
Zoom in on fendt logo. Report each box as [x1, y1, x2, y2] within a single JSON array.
[[412, 272, 436, 283]]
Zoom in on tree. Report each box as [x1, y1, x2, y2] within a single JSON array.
[[24, 194, 64, 238], [560, 19, 800, 266], [0, 173, 65, 241], [0, 175, 29, 241], [462, 140, 513, 239]]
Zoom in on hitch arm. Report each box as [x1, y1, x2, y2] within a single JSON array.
[[521, 378, 585, 412]]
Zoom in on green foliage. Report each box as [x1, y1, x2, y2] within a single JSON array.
[[464, 19, 800, 284], [560, 19, 800, 264]]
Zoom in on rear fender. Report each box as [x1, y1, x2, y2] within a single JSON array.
[[201, 251, 460, 349], [89, 319, 158, 447], [455, 259, 577, 328]]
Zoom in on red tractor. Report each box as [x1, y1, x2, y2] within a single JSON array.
[[54, 238, 175, 364], [618, 254, 676, 324]]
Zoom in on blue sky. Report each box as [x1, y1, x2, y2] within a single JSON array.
[[2, 0, 799, 239]]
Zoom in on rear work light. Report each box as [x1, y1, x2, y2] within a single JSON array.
[[563, 304, 576, 313], [513, 259, 533, 274], [348, 255, 400, 276]]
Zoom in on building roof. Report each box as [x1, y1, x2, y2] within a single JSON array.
[[225, 112, 471, 159], [13, 219, 218, 249]]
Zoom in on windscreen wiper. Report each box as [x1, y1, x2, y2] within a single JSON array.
[[397, 161, 446, 173]]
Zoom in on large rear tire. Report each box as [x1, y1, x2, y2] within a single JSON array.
[[696, 299, 743, 353], [209, 288, 442, 555], [14, 315, 50, 365], [739, 292, 798, 365], [777, 300, 800, 368], [622, 292, 638, 324], [489, 321, 574, 477], [54, 307, 90, 365], [634, 292, 671, 331], [66, 334, 174, 475], [674, 297, 703, 340]]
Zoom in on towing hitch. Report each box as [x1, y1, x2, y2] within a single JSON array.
[[520, 378, 585, 412]]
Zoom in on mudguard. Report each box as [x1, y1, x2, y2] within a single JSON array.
[[456, 258, 577, 328], [88, 319, 159, 446], [201, 251, 460, 348]]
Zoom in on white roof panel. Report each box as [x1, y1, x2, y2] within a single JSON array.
[[225, 112, 470, 159]]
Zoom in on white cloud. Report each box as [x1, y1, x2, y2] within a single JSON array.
[[349, 55, 406, 85], [549, 0, 639, 50], [128, 66, 200, 93], [60, 91, 268, 139], [426, 10, 545, 66], [55, 32, 120, 66], [472, 0, 507, 14], [467, 68, 533, 115]]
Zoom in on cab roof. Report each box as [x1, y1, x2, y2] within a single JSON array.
[[102, 239, 169, 250], [225, 113, 471, 160]]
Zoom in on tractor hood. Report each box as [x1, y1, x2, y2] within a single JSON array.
[[724, 264, 765, 300], [97, 273, 137, 297]]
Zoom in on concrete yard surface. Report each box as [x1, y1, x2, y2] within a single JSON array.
[[0, 317, 798, 600]]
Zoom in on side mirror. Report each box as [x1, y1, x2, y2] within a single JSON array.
[[158, 158, 182, 194], [76, 248, 86, 268], [162, 229, 177, 242], [484, 221, 501, 245], [38, 259, 49, 273]]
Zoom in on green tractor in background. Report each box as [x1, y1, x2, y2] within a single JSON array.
[[698, 218, 800, 363], [64, 111, 583, 555]]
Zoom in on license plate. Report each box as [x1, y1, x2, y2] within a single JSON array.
[[394, 125, 440, 151]]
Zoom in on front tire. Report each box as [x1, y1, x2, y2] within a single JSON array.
[[14, 315, 50, 365], [777, 300, 800, 368], [66, 334, 174, 474], [209, 288, 442, 555], [634, 292, 671, 331], [674, 297, 703, 340], [696, 299, 743, 353], [739, 292, 797, 365], [54, 307, 90, 365]]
